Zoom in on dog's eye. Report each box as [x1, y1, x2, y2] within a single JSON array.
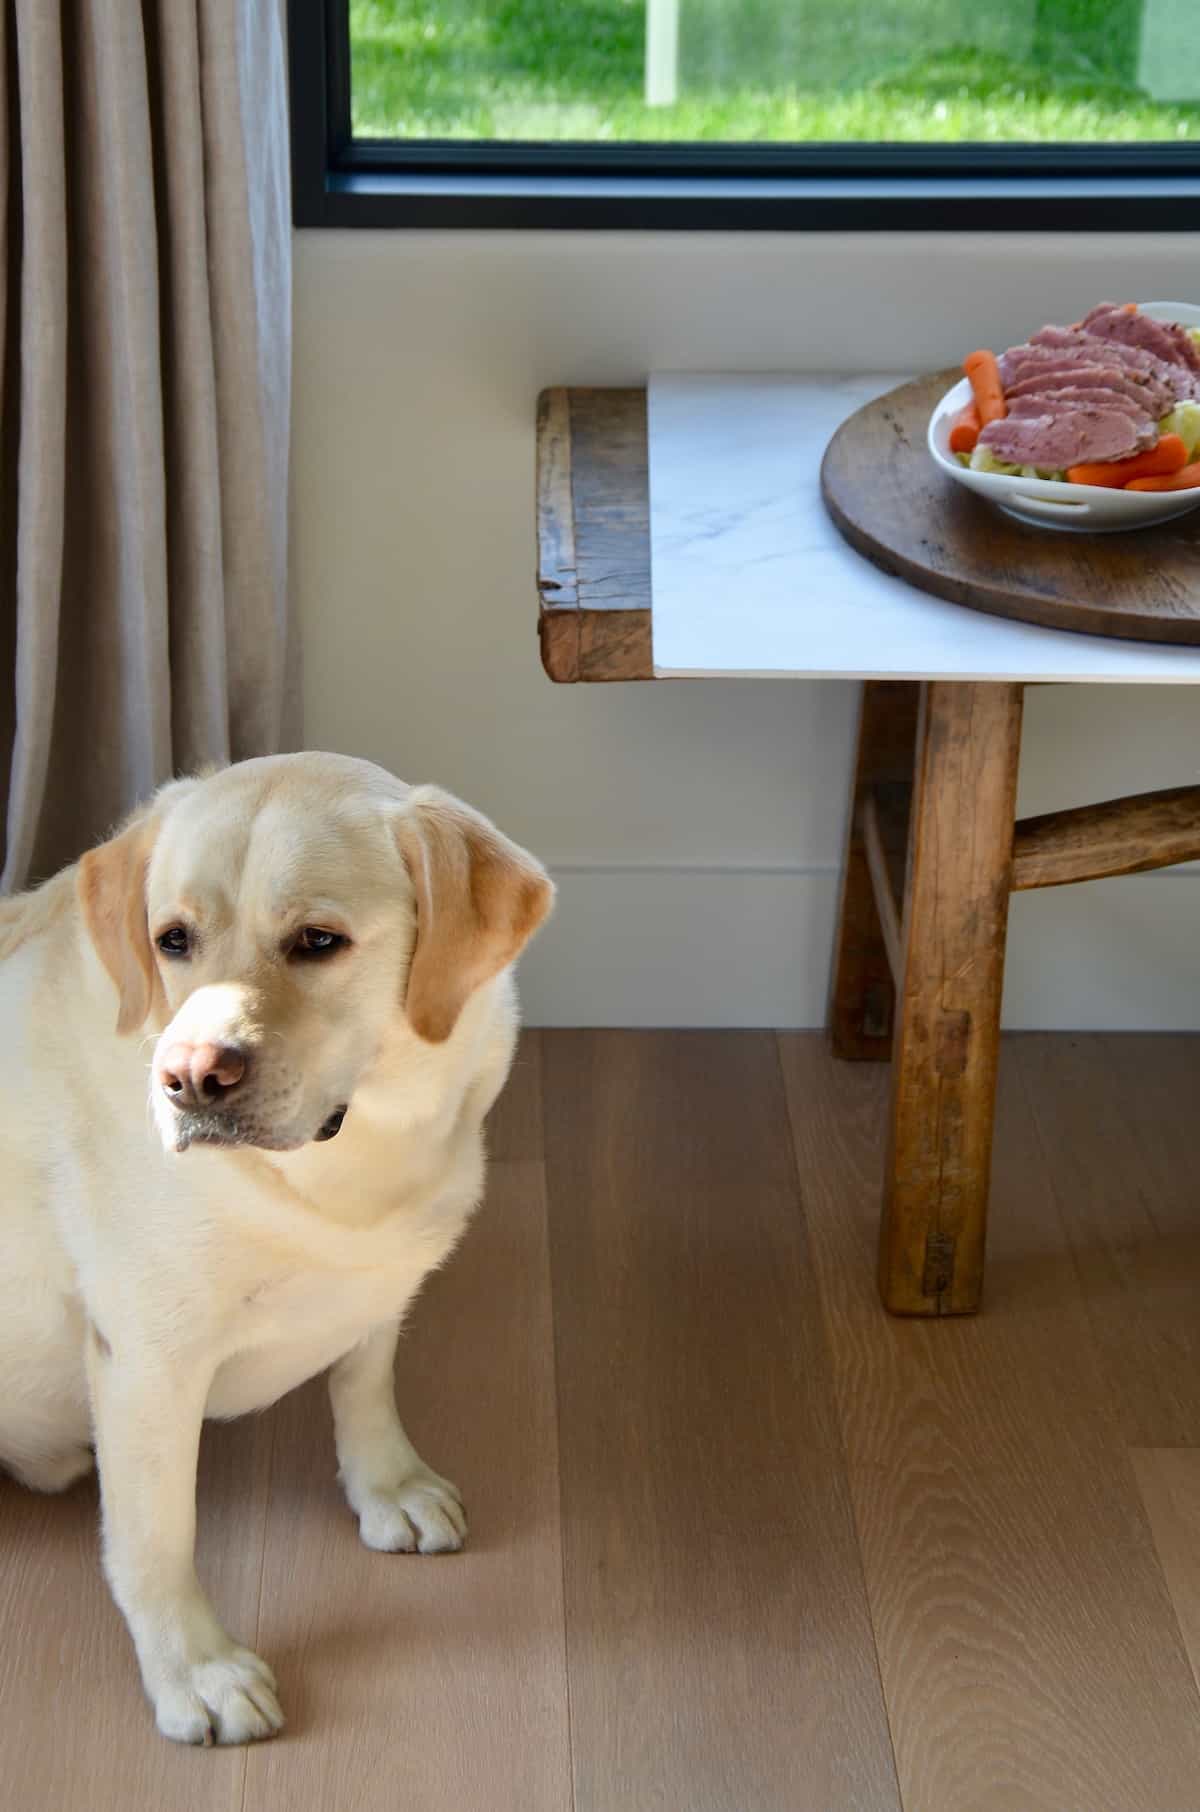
[[292, 927, 347, 959], [156, 927, 190, 958]]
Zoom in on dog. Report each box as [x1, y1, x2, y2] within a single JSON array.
[[0, 752, 553, 1744]]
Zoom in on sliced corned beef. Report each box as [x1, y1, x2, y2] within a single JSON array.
[[1004, 364, 1172, 417], [1032, 325, 1153, 367], [1082, 305, 1200, 374], [1079, 302, 1130, 328], [1000, 341, 1170, 404], [1029, 325, 1200, 401], [1032, 325, 1161, 371], [1006, 389, 1154, 434], [1079, 302, 1198, 372], [998, 341, 1096, 383], [978, 406, 1152, 469]]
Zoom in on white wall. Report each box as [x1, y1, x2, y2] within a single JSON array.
[[292, 230, 1200, 1028]]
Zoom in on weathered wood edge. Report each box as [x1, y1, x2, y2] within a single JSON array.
[[1012, 784, 1200, 889], [537, 388, 580, 682], [536, 387, 654, 683]]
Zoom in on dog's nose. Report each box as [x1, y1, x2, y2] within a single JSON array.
[[156, 1041, 247, 1111]]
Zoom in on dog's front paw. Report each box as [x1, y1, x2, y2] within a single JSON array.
[[152, 1644, 284, 1746], [356, 1467, 468, 1555]]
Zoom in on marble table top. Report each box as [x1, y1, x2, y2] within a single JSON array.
[[648, 372, 1200, 683]]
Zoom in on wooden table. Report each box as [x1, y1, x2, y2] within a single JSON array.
[[536, 379, 1200, 1317]]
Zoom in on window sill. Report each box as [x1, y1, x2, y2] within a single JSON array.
[[296, 168, 1200, 231]]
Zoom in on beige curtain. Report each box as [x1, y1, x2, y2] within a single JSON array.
[[0, 0, 295, 890]]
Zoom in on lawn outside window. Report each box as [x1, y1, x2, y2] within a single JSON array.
[[290, 0, 1200, 227]]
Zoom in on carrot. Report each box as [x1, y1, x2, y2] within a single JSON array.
[[1125, 461, 1200, 492], [1066, 433, 1189, 488], [963, 349, 1006, 426], [948, 402, 981, 453]]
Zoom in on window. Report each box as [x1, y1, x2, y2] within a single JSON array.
[[290, 0, 1200, 227]]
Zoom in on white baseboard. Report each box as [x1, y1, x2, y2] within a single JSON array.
[[517, 864, 1200, 1031]]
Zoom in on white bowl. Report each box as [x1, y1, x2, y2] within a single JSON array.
[[928, 301, 1200, 534]]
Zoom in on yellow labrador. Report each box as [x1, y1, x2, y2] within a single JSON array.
[[0, 753, 553, 1744]]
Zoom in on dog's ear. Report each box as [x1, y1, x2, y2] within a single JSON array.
[[77, 803, 166, 1036], [394, 787, 554, 1044]]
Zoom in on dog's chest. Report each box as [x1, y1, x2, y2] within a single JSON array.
[[205, 1253, 426, 1419], [183, 1102, 486, 1423], [204, 1195, 468, 1422]]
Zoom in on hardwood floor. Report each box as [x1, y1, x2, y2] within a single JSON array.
[[2, 1032, 1199, 1811], [543, 1034, 899, 1812]]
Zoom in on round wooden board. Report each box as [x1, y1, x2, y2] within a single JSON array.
[[820, 370, 1200, 645]]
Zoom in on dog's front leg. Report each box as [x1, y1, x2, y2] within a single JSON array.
[[329, 1322, 467, 1554], [87, 1333, 284, 1745]]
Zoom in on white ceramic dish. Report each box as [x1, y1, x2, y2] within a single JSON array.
[[927, 301, 1200, 533]]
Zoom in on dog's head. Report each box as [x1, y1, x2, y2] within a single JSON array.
[[77, 754, 553, 1154]]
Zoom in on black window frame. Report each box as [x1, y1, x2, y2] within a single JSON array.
[[290, 0, 1200, 229]]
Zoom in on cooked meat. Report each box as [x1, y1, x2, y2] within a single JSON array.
[[1031, 324, 1152, 363], [1006, 389, 1154, 435], [1078, 301, 1128, 326], [1029, 326, 1200, 401], [978, 406, 1153, 469], [1081, 303, 1200, 374], [1004, 364, 1173, 417], [1000, 343, 1171, 408], [998, 341, 1103, 384]]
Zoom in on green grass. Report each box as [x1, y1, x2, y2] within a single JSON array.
[[350, 0, 1200, 142]]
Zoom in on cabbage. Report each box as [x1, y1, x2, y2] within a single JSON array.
[[969, 446, 1021, 475], [968, 445, 1066, 481], [1160, 401, 1200, 458]]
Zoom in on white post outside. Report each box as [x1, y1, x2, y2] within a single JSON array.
[[645, 0, 680, 106]]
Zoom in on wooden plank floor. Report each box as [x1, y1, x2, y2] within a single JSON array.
[[2, 1032, 1200, 1810]]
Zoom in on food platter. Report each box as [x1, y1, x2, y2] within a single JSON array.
[[928, 302, 1200, 534]]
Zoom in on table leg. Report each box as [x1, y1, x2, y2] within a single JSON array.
[[829, 681, 920, 1059], [879, 680, 1024, 1316]]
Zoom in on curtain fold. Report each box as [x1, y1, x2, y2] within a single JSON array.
[[0, 0, 295, 890]]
